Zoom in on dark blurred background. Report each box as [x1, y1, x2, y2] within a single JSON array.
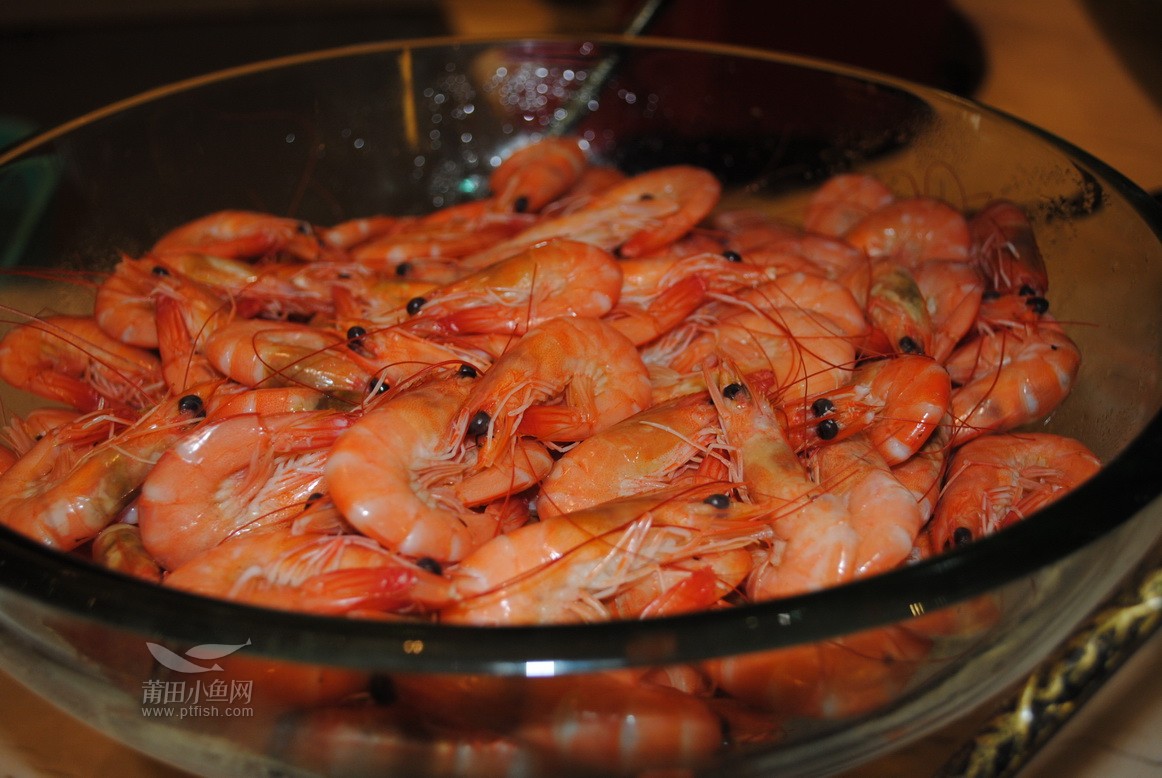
[[0, 0, 987, 150]]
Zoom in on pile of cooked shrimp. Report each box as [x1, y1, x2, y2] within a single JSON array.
[[0, 136, 1101, 626]]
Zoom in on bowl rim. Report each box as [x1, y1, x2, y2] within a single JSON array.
[[2, 34, 1162, 673]]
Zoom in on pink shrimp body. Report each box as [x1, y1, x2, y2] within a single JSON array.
[[913, 258, 986, 363], [864, 260, 932, 357], [536, 390, 721, 518], [802, 172, 895, 237], [0, 391, 208, 550], [457, 316, 653, 467], [930, 432, 1100, 551], [326, 372, 538, 563], [138, 410, 352, 570], [489, 136, 588, 214], [91, 522, 163, 582], [783, 354, 951, 466], [0, 315, 164, 411], [152, 209, 324, 261], [969, 199, 1049, 295], [845, 197, 971, 267], [403, 238, 623, 336], [579, 165, 722, 257], [162, 529, 445, 616], [203, 318, 371, 394]]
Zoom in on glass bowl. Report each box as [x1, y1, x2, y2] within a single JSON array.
[[1, 36, 1161, 778]]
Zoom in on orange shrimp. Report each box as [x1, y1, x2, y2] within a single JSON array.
[[91, 522, 163, 582], [402, 238, 623, 336], [489, 136, 588, 213], [320, 214, 401, 250], [782, 354, 951, 466], [535, 390, 722, 518], [162, 528, 447, 616], [0, 390, 209, 550], [946, 305, 1081, 446], [845, 197, 971, 267], [455, 316, 652, 468], [802, 172, 895, 237], [137, 409, 352, 570], [204, 385, 330, 420], [0, 314, 164, 411], [606, 546, 754, 619], [864, 260, 932, 357], [349, 210, 530, 270], [442, 485, 770, 625], [969, 199, 1049, 296], [341, 324, 488, 390], [930, 432, 1100, 551], [326, 372, 550, 563], [93, 255, 165, 347], [538, 163, 627, 216], [578, 165, 722, 257], [152, 209, 325, 261], [203, 318, 372, 395], [913, 258, 986, 363]]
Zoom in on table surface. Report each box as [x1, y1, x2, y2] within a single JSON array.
[[2, 0, 1162, 775]]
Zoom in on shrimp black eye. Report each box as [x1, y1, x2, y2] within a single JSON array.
[[416, 557, 443, 575], [346, 325, 367, 343], [304, 492, 324, 508], [639, 193, 655, 201], [178, 394, 205, 417], [395, 262, 412, 277], [467, 410, 491, 437], [512, 195, 530, 214], [1026, 296, 1050, 315], [457, 363, 478, 378], [722, 383, 746, 400], [898, 336, 923, 355], [406, 297, 426, 315], [952, 527, 974, 547], [367, 377, 390, 394], [722, 250, 743, 263], [1018, 284, 1036, 296], [151, 265, 170, 276], [295, 221, 313, 235], [811, 398, 835, 418], [816, 419, 840, 440], [982, 290, 1001, 300], [703, 493, 730, 509]]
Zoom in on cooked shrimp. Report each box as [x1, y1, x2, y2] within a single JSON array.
[[930, 432, 1100, 551], [91, 522, 163, 582], [0, 390, 208, 550], [802, 172, 895, 237], [320, 214, 401, 250], [456, 316, 652, 468], [946, 308, 1081, 446], [326, 371, 545, 563], [203, 318, 371, 395], [913, 258, 986, 363], [783, 354, 951, 466], [489, 136, 588, 214], [969, 199, 1049, 296], [163, 528, 449, 616], [138, 409, 352, 570], [845, 197, 971, 267], [0, 314, 164, 411], [442, 484, 771, 625], [578, 165, 722, 257], [606, 546, 753, 619], [402, 238, 623, 336], [535, 390, 722, 517], [151, 209, 325, 261], [864, 260, 932, 356]]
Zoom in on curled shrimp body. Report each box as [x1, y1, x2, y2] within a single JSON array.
[[0, 315, 164, 411], [138, 409, 352, 570], [914, 258, 986, 363], [457, 316, 652, 467], [946, 307, 1081, 446], [535, 390, 721, 518], [969, 199, 1049, 296], [163, 529, 444, 616], [152, 209, 325, 261], [845, 197, 971, 267], [931, 432, 1100, 551], [578, 165, 722, 258], [403, 238, 623, 336], [802, 172, 895, 237], [326, 372, 550, 564], [864, 260, 932, 357], [489, 136, 588, 214], [203, 319, 371, 395], [783, 354, 951, 466], [92, 522, 163, 582], [0, 391, 208, 550]]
